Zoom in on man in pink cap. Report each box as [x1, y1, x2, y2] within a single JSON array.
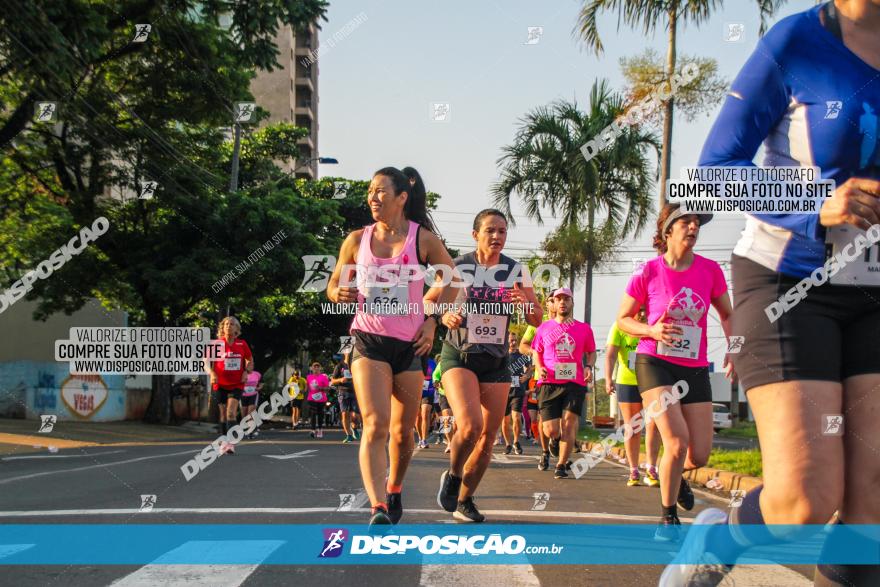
[[531, 287, 597, 478]]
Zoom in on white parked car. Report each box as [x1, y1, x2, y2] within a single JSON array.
[[712, 403, 733, 430]]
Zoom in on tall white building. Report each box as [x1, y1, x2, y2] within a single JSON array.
[[250, 22, 319, 178]]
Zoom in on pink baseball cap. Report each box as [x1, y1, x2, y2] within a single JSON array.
[[552, 287, 573, 298]]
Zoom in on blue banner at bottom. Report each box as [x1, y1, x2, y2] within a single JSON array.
[[1, 524, 879, 565]]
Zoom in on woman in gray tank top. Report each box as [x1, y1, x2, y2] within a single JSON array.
[[428, 209, 542, 522]]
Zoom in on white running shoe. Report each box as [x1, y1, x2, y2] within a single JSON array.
[[659, 508, 733, 587]]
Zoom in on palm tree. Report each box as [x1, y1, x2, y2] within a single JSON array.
[[575, 0, 786, 206], [491, 80, 659, 323]]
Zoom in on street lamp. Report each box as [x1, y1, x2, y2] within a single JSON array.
[[295, 156, 338, 174]]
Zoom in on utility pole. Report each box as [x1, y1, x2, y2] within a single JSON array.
[[229, 122, 241, 192]]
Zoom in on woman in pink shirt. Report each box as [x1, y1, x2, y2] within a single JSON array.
[[305, 362, 330, 439], [327, 166, 458, 526], [616, 203, 735, 541]]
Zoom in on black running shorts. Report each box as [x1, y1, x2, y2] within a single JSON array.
[[634, 354, 711, 405], [338, 393, 359, 413], [615, 383, 642, 404], [440, 342, 510, 384], [731, 254, 880, 391], [214, 386, 242, 404], [351, 330, 421, 375], [505, 392, 524, 415], [538, 382, 586, 420]]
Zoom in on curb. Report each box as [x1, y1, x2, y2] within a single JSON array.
[[0, 433, 99, 449], [579, 440, 762, 494]]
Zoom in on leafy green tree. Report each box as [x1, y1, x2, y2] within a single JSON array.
[[619, 49, 728, 126], [492, 81, 658, 323], [1, 1, 332, 422], [575, 0, 786, 205]]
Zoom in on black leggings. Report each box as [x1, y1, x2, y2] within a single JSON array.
[[308, 401, 325, 430]]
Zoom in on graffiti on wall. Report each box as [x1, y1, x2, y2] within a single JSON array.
[[60, 374, 109, 419]]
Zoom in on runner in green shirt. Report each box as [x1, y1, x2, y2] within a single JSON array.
[[432, 355, 454, 452], [605, 311, 659, 488]]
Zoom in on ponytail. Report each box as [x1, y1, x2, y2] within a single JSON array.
[[372, 166, 438, 234]]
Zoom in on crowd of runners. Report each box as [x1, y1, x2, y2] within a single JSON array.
[[200, 2, 880, 585]]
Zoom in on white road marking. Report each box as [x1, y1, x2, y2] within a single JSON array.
[[110, 541, 284, 586], [262, 449, 318, 460], [0, 449, 198, 486], [0, 507, 681, 522], [0, 544, 35, 560], [2, 450, 126, 461], [420, 563, 539, 586]]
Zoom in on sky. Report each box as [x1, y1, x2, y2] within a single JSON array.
[[314, 0, 819, 373]]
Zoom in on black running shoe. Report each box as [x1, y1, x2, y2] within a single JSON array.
[[437, 470, 462, 512], [369, 505, 392, 527], [549, 437, 560, 458], [504, 444, 513, 455], [654, 515, 682, 542], [554, 465, 569, 479], [514, 442, 523, 455], [565, 460, 573, 471], [453, 497, 485, 523], [538, 452, 550, 471], [677, 477, 695, 511], [387, 492, 403, 524]]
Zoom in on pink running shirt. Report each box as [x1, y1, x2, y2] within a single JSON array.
[[242, 371, 261, 396], [306, 373, 330, 403], [349, 221, 425, 343], [531, 320, 596, 386], [624, 254, 727, 367]]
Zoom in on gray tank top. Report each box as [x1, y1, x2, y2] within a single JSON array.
[[444, 252, 523, 358]]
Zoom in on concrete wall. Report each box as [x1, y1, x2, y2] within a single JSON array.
[[0, 299, 142, 421]]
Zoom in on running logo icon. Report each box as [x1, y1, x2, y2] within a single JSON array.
[[35, 102, 57, 123], [824, 101, 843, 120], [554, 332, 576, 358], [431, 103, 450, 122], [133, 24, 151, 42], [235, 102, 256, 123], [140, 495, 156, 512], [298, 255, 336, 292], [319, 528, 348, 558], [728, 489, 746, 508], [524, 26, 543, 45], [726, 336, 745, 354], [38, 415, 56, 433], [139, 181, 158, 200], [724, 23, 744, 42], [822, 414, 844, 436], [531, 492, 550, 511], [667, 287, 706, 325], [333, 181, 350, 199]]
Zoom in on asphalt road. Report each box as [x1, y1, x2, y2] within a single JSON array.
[[0, 427, 803, 587]]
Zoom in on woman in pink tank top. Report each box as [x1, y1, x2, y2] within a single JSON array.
[[327, 166, 459, 526]]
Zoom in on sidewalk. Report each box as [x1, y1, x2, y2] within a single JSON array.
[[580, 440, 763, 497], [0, 418, 213, 454]]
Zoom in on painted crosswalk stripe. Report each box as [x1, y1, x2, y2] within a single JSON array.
[[0, 544, 35, 560], [420, 563, 539, 586], [110, 540, 284, 586]]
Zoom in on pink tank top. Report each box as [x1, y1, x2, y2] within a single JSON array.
[[349, 221, 425, 342]]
